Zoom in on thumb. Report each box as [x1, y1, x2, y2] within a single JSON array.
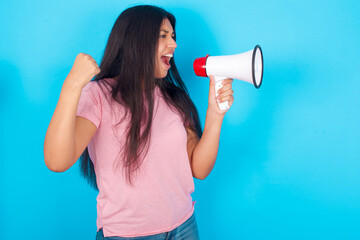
[[208, 75, 216, 100]]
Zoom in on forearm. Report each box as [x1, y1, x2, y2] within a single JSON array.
[[191, 110, 224, 179], [44, 79, 82, 171]]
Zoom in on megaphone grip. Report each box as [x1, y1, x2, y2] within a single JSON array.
[[214, 76, 230, 111]]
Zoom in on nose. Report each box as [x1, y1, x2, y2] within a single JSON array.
[[167, 37, 177, 49]]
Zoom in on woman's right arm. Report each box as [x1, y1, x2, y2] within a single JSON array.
[[44, 53, 100, 172]]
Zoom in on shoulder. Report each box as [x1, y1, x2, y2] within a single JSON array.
[[83, 78, 111, 90], [78, 79, 115, 111], [81, 78, 114, 98], [81, 81, 100, 97]]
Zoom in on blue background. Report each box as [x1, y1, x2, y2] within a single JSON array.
[[1, 0, 359, 239]]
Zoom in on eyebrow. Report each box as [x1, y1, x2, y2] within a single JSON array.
[[160, 29, 175, 35]]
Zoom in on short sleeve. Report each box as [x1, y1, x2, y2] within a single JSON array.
[[76, 81, 102, 128]]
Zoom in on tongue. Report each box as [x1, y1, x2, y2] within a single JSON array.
[[161, 56, 170, 67]]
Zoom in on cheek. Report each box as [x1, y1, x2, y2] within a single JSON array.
[[155, 45, 162, 63], [157, 40, 166, 52], [154, 53, 160, 70]]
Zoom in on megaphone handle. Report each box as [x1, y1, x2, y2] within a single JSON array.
[[214, 76, 230, 111]]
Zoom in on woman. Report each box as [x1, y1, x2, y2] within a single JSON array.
[[44, 5, 234, 239]]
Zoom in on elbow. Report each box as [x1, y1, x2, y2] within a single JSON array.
[[191, 163, 212, 180], [44, 150, 70, 173], [193, 172, 209, 180], [45, 163, 66, 173], [43, 140, 75, 172], [44, 157, 67, 172], [195, 176, 207, 180]]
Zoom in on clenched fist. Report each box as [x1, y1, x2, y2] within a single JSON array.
[[65, 53, 100, 89]]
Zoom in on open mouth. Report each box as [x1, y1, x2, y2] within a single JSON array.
[[160, 54, 173, 67]]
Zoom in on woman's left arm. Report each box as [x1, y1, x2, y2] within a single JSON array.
[[187, 75, 234, 180]]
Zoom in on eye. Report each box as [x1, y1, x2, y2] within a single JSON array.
[[159, 34, 166, 38]]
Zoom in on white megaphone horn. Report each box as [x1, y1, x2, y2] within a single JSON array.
[[193, 45, 264, 111]]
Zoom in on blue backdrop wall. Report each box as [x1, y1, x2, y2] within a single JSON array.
[[1, 0, 359, 239]]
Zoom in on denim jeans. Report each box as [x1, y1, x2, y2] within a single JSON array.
[[96, 213, 200, 240]]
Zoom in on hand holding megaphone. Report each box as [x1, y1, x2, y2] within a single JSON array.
[[193, 45, 263, 111], [208, 75, 234, 113]]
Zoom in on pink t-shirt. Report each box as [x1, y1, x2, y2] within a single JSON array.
[[76, 79, 195, 237]]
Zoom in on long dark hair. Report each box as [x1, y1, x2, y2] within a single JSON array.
[[80, 5, 202, 189]]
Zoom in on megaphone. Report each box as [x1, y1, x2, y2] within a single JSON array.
[[193, 45, 263, 111]]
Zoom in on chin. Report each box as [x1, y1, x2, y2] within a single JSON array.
[[156, 71, 168, 79]]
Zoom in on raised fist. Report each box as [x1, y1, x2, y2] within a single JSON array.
[[67, 53, 100, 88]]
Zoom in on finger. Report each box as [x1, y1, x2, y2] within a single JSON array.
[[92, 62, 100, 69], [89, 58, 98, 65], [94, 68, 101, 75], [221, 78, 233, 85], [218, 89, 234, 97], [227, 95, 234, 107], [218, 94, 234, 103], [208, 75, 216, 99], [209, 75, 215, 86], [84, 54, 96, 63], [217, 83, 233, 94], [217, 90, 234, 100], [229, 95, 235, 105]]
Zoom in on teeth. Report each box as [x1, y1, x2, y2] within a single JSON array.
[[162, 54, 173, 58]]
